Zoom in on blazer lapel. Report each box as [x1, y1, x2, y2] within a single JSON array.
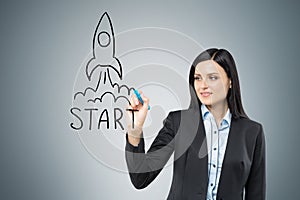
[[216, 118, 240, 197], [182, 109, 208, 198]]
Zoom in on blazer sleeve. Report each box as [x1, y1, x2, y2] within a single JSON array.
[[125, 112, 175, 189], [245, 124, 266, 200]]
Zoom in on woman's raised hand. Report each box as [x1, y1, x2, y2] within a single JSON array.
[[126, 90, 150, 146]]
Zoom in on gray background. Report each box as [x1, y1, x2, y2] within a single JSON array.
[[1, 0, 299, 199]]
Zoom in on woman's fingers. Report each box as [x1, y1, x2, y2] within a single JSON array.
[[126, 90, 150, 133], [129, 94, 139, 108], [129, 96, 135, 108], [128, 89, 149, 111]]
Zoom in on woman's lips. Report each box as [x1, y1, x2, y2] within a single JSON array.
[[200, 92, 212, 97]]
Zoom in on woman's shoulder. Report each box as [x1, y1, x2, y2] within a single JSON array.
[[235, 117, 264, 136], [237, 117, 262, 127]]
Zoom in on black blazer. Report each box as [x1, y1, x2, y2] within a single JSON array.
[[125, 108, 266, 200]]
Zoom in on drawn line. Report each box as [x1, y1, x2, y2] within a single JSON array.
[[73, 71, 102, 100], [87, 91, 131, 104], [85, 12, 123, 81], [107, 68, 135, 95]]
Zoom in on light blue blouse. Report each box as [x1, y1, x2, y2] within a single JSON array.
[[201, 104, 232, 200]]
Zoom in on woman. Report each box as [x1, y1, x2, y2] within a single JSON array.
[[125, 48, 266, 200]]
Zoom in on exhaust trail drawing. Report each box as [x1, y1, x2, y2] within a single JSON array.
[[69, 12, 204, 172]]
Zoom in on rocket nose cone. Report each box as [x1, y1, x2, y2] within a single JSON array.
[[96, 12, 114, 48]]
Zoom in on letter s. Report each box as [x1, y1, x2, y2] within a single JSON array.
[[70, 107, 83, 130]]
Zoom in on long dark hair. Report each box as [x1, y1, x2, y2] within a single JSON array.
[[188, 48, 248, 119]]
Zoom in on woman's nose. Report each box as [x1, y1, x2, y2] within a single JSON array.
[[200, 79, 208, 88]]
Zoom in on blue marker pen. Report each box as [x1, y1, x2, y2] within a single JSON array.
[[134, 89, 150, 110]]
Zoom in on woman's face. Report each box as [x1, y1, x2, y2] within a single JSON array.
[[194, 60, 231, 108]]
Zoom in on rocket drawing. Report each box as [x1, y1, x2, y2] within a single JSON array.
[[86, 12, 122, 82]]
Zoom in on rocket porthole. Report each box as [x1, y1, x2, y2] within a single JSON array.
[[98, 31, 111, 47]]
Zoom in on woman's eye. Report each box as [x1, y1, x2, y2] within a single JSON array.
[[194, 76, 201, 81], [209, 76, 218, 80]]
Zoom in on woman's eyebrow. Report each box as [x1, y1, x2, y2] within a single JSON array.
[[207, 73, 219, 75], [194, 72, 219, 76]]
